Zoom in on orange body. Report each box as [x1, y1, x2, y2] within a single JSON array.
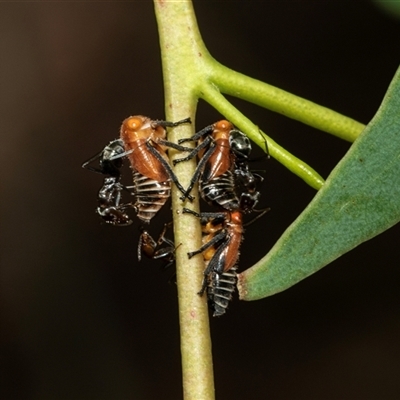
[[221, 211, 243, 272], [120, 115, 170, 182], [200, 120, 235, 181], [202, 210, 243, 273]]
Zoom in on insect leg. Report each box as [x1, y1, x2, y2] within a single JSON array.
[[154, 117, 193, 152], [186, 230, 227, 259], [182, 208, 227, 221], [156, 221, 174, 246], [82, 150, 105, 173], [178, 124, 214, 144], [243, 207, 271, 227], [157, 139, 194, 153], [145, 142, 195, 201], [153, 117, 192, 128], [176, 143, 217, 201], [172, 136, 213, 166]]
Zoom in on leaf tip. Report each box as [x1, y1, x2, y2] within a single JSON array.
[[237, 272, 248, 300]]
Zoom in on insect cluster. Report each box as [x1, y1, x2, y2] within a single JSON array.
[[83, 116, 268, 317]]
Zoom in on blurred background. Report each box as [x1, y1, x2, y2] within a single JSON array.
[[1, 1, 400, 399]]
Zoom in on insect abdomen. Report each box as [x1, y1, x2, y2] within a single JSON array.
[[200, 170, 239, 210], [207, 266, 238, 317], [133, 171, 170, 223]]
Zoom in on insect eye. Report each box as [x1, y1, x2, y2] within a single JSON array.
[[124, 116, 143, 132]]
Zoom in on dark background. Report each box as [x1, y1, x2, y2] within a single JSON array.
[[2, 1, 400, 399]]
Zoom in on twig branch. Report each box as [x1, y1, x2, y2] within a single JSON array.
[[153, 1, 366, 398], [154, 1, 215, 399]]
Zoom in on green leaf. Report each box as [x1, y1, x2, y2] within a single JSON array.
[[373, 0, 400, 19], [238, 66, 400, 301]]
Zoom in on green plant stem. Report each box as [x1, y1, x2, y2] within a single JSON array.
[[209, 63, 366, 142], [154, 0, 366, 397], [199, 83, 325, 189], [154, 1, 366, 194], [154, 1, 215, 400]]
